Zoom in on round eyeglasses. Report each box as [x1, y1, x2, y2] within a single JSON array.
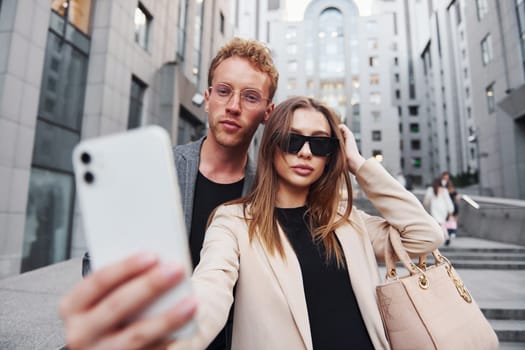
[[208, 83, 270, 110]]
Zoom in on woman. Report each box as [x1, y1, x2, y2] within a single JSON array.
[[423, 178, 454, 244], [172, 97, 443, 350]]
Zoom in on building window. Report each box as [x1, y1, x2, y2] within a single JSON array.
[[372, 150, 383, 162], [480, 34, 493, 65], [287, 43, 297, 55], [476, 0, 489, 20], [367, 20, 378, 34], [372, 130, 382, 141], [372, 111, 381, 121], [220, 11, 225, 34], [176, 0, 188, 59], [135, 3, 152, 50], [369, 56, 379, 67], [368, 38, 378, 50], [411, 139, 421, 150], [370, 74, 380, 85], [394, 57, 399, 66], [268, 0, 280, 10], [412, 157, 422, 168], [288, 60, 297, 72], [455, 0, 462, 24], [128, 76, 147, 129], [398, 106, 403, 116], [177, 106, 205, 145], [23, 5, 92, 271], [395, 89, 401, 99], [370, 92, 381, 105], [409, 105, 419, 116], [192, 0, 204, 83], [486, 83, 495, 113], [287, 78, 297, 90], [51, 0, 93, 34], [410, 123, 420, 133], [516, 0, 525, 76], [394, 73, 400, 82], [22, 168, 75, 272]]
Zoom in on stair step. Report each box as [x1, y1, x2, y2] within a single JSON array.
[[380, 260, 525, 270], [483, 308, 525, 320], [424, 259, 525, 270], [440, 247, 525, 254], [490, 319, 525, 342], [439, 252, 525, 261], [499, 341, 525, 349]]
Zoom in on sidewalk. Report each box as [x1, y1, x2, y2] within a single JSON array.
[[1, 237, 524, 349], [439, 236, 525, 310]]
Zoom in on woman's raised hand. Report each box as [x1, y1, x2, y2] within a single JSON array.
[[338, 124, 365, 174]]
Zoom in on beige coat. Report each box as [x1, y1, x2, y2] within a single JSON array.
[[170, 159, 443, 350]]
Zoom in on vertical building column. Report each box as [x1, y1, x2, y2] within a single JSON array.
[[0, 0, 50, 278]]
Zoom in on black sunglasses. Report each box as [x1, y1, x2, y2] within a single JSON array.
[[281, 133, 338, 157]]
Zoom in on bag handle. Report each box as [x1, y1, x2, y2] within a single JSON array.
[[383, 229, 473, 302], [384, 229, 445, 279]]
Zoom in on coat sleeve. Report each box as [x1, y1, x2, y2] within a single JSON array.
[[353, 159, 444, 260], [169, 205, 242, 350]]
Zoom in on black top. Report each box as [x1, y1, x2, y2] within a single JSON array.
[[190, 171, 243, 350], [276, 206, 374, 350], [190, 171, 244, 267]]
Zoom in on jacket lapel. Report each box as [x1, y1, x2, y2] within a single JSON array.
[[334, 220, 390, 350], [262, 226, 313, 350]]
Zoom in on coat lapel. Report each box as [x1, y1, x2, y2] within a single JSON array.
[[335, 219, 390, 350], [262, 226, 313, 350]]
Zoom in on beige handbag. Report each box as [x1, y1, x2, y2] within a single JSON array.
[[376, 230, 499, 350]]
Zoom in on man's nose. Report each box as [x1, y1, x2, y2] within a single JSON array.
[[226, 91, 242, 112]]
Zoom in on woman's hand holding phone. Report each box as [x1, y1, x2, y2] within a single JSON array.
[[59, 252, 197, 350]]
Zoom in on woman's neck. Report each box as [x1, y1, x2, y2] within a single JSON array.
[[275, 184, 309, 208]]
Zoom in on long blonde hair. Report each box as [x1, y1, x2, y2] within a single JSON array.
[[230, 96, 353, 266]]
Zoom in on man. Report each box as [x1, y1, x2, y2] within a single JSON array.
[[64, 37, 278, 350], [174, 38, 278, 349]]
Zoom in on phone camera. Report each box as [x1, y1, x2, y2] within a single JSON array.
[[84, 171, 95, 184], [80, 152, 91, 164]]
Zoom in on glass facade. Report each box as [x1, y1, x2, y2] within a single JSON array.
[[516, 0, 525, 76], [192, 0, 204, 84], [177, 0, 188, 60], [128, 76, 147, 129], [22, 1, 92, 272]]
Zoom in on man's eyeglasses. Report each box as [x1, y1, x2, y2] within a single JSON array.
[[281, 133, 338, 157], [208, 83, 269, 110]]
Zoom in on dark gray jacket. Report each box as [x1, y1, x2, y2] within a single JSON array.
[[173, 136, 256, 236]]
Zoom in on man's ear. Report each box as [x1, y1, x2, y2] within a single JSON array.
[[262, 103, 275, 124], [204, 88, 211, 113]]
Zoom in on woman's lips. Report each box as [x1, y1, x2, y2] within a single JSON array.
[[292, 165, 314, 176]]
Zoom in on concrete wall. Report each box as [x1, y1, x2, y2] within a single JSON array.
[[457, 196, 525, 246], [412, 190, 525, 246]]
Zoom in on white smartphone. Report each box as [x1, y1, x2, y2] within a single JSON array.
[[72, 125, 196, 339]]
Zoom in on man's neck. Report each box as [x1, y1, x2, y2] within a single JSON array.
[[199, 137, 249, 184]]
